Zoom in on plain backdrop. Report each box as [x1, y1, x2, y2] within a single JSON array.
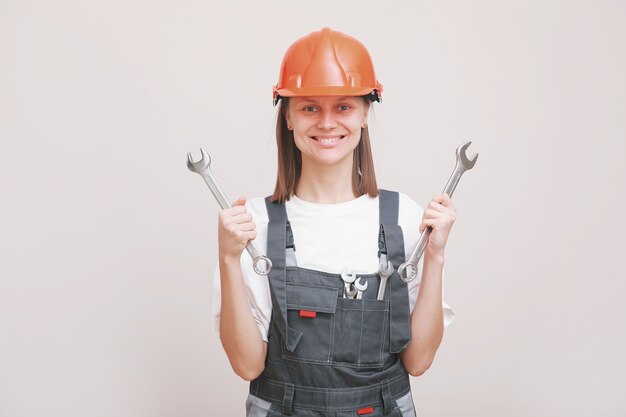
[[1, 1, 625, 416]]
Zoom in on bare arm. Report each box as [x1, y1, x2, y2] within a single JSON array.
[[217, 196, 268, 381], [399, 192, 456, 376], [399, 251, 445, 376], [218, 255, 268, 381]]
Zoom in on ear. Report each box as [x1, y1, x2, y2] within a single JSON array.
[[285, 111, 291, 125], [362, 103, 370, 125]]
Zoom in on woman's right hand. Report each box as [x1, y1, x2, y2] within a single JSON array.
[[218, 196, 257, 261], [217, 196, 267, 380]]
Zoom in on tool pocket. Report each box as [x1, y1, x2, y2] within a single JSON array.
[[281, 283, 339, 364], [331, 296, 390, 368]]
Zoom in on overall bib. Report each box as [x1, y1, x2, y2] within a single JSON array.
[[247, 189, 416, 417]]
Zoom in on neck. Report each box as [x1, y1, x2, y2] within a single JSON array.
[[296, 157, 357, 204]]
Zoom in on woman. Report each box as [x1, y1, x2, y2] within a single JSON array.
[[212, 27, 456, 417]]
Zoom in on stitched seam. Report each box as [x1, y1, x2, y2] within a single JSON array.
[[253, 377, 410, 412], [328, 303, 335, 363], [357, 300, 364, 370]]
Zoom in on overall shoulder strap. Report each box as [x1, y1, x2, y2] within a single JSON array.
[[265, 196, 287, 221], [263, 196, 302, 352], [378, 189, 411, 353]]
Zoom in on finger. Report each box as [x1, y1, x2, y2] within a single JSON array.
[[419, 218, 435, 232], [443, 193, 455, 209], [426, 207, 456, 222], [429, 198, 456, 213], [429, 205, 456, 218], [423, 208, 441, 220], [232, 196, 247, 206], [424, 219, 439, 230], [231, 212, 253, 223], [226, 204, 248, 216], [238, 229, 257, 243], [426, 201, 448, 213], [433, 193, 453, 206], [237, 221, 256, 232], [421, 218, 440, 231]]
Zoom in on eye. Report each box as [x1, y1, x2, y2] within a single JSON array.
[[338, 104, 352, 111], [302, 105, 318, 112]]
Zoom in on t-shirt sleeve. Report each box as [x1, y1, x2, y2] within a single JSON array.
[[399, 192, 456, 328], [210, 198, 273, 343]]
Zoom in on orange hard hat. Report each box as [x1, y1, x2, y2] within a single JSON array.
[[273, 27, 383, 106]]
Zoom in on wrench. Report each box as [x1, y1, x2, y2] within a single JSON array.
[[377, 254, 394, 300], [354, 277, 368, 300], [341, 268, 357, 299], [397, 141, 478, 282], [187, 147, 272, 276]]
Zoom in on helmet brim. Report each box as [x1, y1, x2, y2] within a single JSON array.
[[276, 86, 376, 97], [273, 86, 381, 106]]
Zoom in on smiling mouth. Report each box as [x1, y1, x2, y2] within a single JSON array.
[[311, 135, 346, 144]]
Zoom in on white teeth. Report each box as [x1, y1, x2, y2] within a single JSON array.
[[316, 136, 342, 144]]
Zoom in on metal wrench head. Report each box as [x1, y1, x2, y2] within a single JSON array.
[[398, 263, 418, 283], [378, 258, 394, 278], [456, 141, 479, 171], [354, 277, 368, 292], [187, 147, 211, 174], [341, 268, 358, 298], [344, 286, 357, 299], [341, 268, 357, 284]]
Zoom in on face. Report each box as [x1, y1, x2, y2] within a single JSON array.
[[285, 96, 369, 166]]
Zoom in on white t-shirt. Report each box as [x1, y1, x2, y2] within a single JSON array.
[[211, 192, 456, 343]]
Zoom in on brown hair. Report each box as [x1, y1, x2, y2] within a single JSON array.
[[270, 97, 379, 203]]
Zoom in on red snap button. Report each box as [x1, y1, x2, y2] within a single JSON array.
[[299, 310, 317, 318], [357, 406, 374, 415]]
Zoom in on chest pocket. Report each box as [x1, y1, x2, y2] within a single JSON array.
[[332, 293, 390, 368], [282, 277, 391, 368], [282, 283, 339, 364]]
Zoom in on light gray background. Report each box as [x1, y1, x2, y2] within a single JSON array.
[[1, 1, 625, 416]]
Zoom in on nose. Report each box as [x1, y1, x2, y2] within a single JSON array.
[[316, 109, 338, 130]]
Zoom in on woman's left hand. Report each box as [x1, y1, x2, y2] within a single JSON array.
[[419, 193, 457, 257]]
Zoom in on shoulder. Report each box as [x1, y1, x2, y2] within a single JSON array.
[[396, 191, 425, 232], [244, 197, 270, 222], [397, 191, 424, 217]]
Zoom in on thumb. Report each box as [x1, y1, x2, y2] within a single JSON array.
[[232, 196, 246, 206]]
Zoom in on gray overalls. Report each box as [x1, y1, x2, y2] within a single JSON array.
[[247, 189, 416, 417]]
